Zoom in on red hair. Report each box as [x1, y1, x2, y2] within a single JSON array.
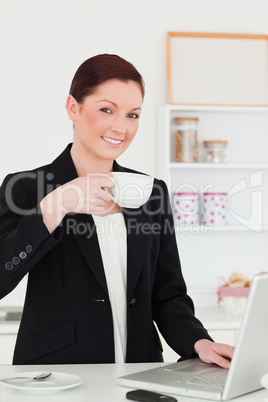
[[69, 54, 145, 103]]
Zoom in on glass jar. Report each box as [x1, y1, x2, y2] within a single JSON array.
[[203, 140, 228, 163], [174, 117, 198, 162]]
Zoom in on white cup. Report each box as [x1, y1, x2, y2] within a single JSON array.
[[109, 172, 154, 208]]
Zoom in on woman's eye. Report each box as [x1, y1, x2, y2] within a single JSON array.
[[101, 108, 112, 114], [127, 113, 139, 119]]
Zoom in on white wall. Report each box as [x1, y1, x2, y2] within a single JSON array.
[[1, 0, 268, 179], [1, 0, 268, 305]]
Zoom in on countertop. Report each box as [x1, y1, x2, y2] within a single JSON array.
[[0, 306, 243, 335], [0, 362, 267, 402]]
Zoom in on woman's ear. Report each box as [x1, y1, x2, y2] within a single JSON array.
[[66, 95, 79, 121]]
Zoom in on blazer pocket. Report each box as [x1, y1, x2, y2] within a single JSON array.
[[18, 319, 75, 363]]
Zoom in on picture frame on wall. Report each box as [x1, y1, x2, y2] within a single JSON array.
[[167, 32, 268, 106]]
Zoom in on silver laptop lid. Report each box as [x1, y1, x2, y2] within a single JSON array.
[[222, 272, 268, 399], [118, 273, 268, 400]]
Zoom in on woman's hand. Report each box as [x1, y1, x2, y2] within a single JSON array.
[[194, 339, 234, 369], [59, 175, 114, 215], [40, 174, 114, 233]]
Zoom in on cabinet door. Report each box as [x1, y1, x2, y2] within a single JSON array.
[[208, 330, 236, 346], [0, 335, 16, 364]]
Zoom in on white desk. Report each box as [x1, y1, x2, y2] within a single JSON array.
[[0, 363, 268, 402]]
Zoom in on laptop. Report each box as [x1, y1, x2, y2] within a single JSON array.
[[118, 273, 268, 400]]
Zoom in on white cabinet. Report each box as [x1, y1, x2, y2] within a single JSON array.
[[0, 318, 19, 364], [0, 334, 16, 364], [157, 105, 268, 289], [208, 330, 237, 347]]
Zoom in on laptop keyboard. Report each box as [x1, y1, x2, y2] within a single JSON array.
[[177, 370, 228, 390]]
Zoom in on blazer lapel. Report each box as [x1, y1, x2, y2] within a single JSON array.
[[50, 146, 150, 299], [69, 214, 109, 297], [51, 144, 109, 297]]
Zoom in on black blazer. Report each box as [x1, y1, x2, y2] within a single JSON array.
[[0, 144, 211, 364]]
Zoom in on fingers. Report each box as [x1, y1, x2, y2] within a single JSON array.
[[216, 344, 234, 359], [195, 340, 235, 369], [98, 177, 115, 189], [208, 350, 231, 369], [211, 343, 234, 359], [92, 180, 113, 204], [212, 344, 234, 368], [85, 175, 114, 213], [61, 175, 115, 215]]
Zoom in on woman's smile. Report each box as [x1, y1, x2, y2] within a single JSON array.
[[101, 135, 124, 147]]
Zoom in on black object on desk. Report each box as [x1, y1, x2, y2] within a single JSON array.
[[126, 389, 177, 402]]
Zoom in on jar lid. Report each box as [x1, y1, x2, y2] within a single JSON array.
[[174, 117, 199, 122], [203, 140, 228, 144], [174, 192, 198, 195], [204, 192, 227, 195]]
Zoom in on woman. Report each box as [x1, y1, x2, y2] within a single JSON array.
[[0, 54, 233, 366]]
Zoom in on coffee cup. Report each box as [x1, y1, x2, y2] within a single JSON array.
[[109, 172, 154, 208]]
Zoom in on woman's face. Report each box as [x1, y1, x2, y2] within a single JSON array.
[[67, 79, 143, 164]]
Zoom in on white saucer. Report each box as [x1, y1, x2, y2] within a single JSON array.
[[1, 371, 82, 393]]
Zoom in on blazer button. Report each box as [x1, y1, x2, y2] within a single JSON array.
[[129, 298, 137, 311], [25, 245, 33, 253], [5, 262, 13, 270], [19, 251, 27, 260], [12, 257, 20, 265]]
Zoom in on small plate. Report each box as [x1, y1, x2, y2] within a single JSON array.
[[1, 371, 82, 393], [261, 373, 268, 389]]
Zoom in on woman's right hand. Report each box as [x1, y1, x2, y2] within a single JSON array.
[[40, 175, 114, 234]]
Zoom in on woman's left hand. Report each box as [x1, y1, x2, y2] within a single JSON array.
[[194, 339, 234, 369]]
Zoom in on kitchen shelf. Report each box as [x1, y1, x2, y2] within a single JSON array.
[[158, 103, 268, 287], [168, 163, 268, 170], [162, 104, 268, 113], [158, 104, 268, 179], [175, 225, 268, 234]]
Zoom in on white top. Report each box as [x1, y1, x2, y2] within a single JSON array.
[[92, 213, 127, 363]]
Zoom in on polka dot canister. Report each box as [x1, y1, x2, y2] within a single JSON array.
[[173, 192, 199, 225], [203, 192, 228, 225]]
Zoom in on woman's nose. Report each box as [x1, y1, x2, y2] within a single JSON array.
[[111, 116, 127, 134]]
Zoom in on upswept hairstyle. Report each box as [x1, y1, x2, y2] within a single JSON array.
[[69, 54, 145, 104]]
